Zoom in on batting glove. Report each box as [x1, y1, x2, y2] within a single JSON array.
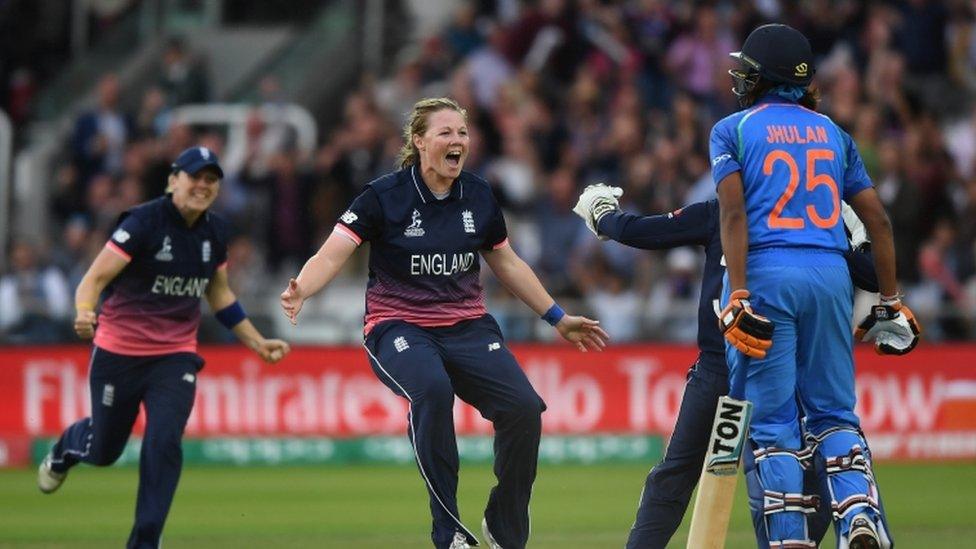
[[719, 289, 774, 359], [572, 184, 624, 240], [854, 297, 921, 355]]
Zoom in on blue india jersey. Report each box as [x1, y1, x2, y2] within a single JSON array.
[[709, 95, 872, 253]]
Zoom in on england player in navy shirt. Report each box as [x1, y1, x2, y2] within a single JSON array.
[[37, 147, 291, 549], [573, 184, 884, 548], [280, 98, 608, 549]]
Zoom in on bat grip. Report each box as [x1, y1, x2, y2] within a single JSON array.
[[728, 356, 748, 401]]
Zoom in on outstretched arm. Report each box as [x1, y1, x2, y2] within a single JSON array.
[[573, 183, 713, 249], [207, 266, 290, 363], [598, 202, 714, 250], [481, 243, 609, 351], [280, 231, 358, 325]]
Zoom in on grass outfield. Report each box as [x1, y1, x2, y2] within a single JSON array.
[[1, 463, 974, 548]]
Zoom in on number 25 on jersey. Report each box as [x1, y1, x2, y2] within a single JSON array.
[[764, 148, 839, 230]]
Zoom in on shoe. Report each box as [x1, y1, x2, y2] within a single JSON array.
[[481, 517, 502, 549], [37, 452, 67, 494], [847, 513, 880, 549], [449, 532, 472, 549]]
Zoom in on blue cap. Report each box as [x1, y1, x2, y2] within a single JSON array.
[[171, 146, 224, 178]]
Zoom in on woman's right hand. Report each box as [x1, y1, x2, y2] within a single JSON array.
[[74, 309, 98, 339], [280, 278, 305, 325]]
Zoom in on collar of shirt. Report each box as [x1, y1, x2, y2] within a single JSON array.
[[164, 194, 209, 229], [755, 93, 798, 107], [409, 165, 465, 204]]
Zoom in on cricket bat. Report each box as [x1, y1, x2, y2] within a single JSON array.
[[686, 395, 753, 548]]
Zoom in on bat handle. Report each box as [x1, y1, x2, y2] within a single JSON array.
[[728, 356, 748, 400]]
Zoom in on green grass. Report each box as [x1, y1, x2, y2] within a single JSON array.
[[1, 463, 974, 547]]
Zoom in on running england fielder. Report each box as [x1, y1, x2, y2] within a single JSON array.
[[573, 188, 883, 548], [38, 147, 290, 549]]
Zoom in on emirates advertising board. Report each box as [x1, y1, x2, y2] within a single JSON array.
[[1, 345, 974, 467]]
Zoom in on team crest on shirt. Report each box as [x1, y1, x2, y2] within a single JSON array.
[[462, 210, 475, 233], [155, 235, 173, 262], [404, 209, 425, 237], [202, 240, 211, 263]]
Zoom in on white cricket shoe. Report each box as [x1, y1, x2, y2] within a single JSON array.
[[847, 512, 881, 549], [481, 517, 502, 549], [37, 452, 67, 494], [449, 532, 472, 549]]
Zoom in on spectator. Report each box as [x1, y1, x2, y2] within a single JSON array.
[[49, 215, 93, 291], [918, 218, 971, 339], [533, 166, 586, 297], [158, 37, 210, 106], [72, 73, 129, 184], [663, 5, 735, 112], [0, 239, 71, 343], [464, 22, 515, 109], [442, 1, 483, 60], [257, 151, 313, 272], [875, 138, 923, 282]]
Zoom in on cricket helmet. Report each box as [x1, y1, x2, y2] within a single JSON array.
[[729, 24, 815, 101]]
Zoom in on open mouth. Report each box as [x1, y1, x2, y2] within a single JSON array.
[[445, 151, 462, 168]]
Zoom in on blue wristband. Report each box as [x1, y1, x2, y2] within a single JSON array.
[[541, 303, 565, 326], [215, 301, 247, 330]]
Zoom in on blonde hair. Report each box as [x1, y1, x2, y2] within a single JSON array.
[[397, 97, 467, 169]]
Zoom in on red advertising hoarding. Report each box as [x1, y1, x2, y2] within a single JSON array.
[[2, 345, 975, 461]]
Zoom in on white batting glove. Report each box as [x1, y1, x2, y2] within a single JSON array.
[[841, 202, 869, 251], [572, 184, 624, 240], [854, 298, 922, 355]]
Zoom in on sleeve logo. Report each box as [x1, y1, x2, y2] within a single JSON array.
[[712, 153, 732, 167], [340, 210, 358, 224], [112, 228, 130, 243]]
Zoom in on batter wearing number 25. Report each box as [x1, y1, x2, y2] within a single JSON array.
[[280, 97, 607, 549], [712, 24, 919, 549]]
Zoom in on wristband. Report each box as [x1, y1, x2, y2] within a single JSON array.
[[880, 292, 903, 307], [215, 301, 247, 330], [541, 303, 565, 326]]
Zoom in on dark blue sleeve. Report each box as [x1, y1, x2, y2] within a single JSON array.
[[336, 186, 384, 244], [106, 212, 151, 261], [597, 201, 715, 249], [213, 217, 230, 268], [845, 245, 879, 292], [482, 194, 509, 250]]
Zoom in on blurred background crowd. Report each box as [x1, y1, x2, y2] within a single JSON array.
[[1, 0, 975, 345]]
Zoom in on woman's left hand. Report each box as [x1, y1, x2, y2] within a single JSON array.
[[555, 315, 609, 352]]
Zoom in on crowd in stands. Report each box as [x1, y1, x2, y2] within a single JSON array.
[[3, 0, 976, 343]]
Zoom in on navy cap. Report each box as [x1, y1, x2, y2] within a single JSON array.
[[171, 146, 224, 178]]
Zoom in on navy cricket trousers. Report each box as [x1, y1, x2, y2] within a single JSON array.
[[627, 363, 728, 548], [50, 346, 201, 549], [364, 315, 546, 549]]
